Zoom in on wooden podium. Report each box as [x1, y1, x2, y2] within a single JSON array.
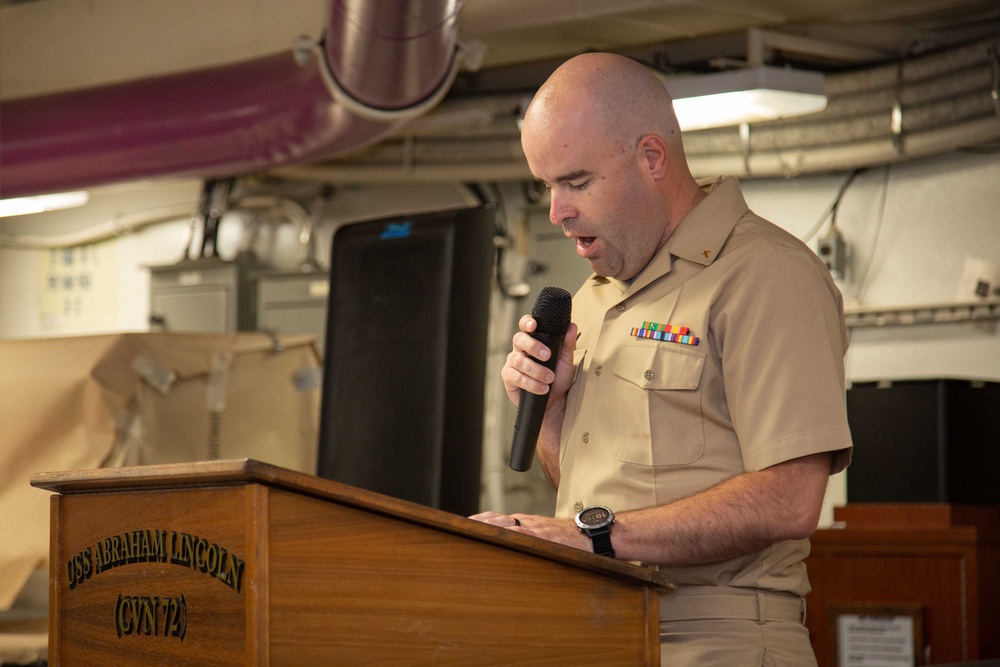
[[31, 459, 672, 666]]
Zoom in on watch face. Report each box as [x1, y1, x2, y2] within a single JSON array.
[[578, 506, 612, 528]]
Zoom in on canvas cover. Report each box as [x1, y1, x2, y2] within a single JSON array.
[[0, 332, 322, 612]]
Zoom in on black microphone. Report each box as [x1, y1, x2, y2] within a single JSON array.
[[509, 286, 573, 472]]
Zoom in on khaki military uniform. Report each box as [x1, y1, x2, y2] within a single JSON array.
[[554, 177, 853, 665]]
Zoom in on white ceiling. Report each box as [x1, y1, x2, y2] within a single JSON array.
[[458, 0, 1000, 71]]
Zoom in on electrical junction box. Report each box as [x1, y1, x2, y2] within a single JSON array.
[[816, 236, 847, 280]]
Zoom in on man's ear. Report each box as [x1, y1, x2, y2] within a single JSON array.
[[639, 134, 668, 179]]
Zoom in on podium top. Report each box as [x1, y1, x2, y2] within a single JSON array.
[[32, 458, 674, 591]]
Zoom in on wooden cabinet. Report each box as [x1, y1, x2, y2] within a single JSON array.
[[805, 504, 1000, 666]]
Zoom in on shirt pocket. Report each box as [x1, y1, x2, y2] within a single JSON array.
[[611, 343, 707, 466]]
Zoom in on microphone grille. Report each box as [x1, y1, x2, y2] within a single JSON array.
[[531, 286, 573, 336]]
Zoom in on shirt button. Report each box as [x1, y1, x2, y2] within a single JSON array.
[[616, 303, 626, 312], [644, 370, 655, 380], [582, 432, 590, 443], [595, 365, 602, 376], [575, 501, 585, 513]]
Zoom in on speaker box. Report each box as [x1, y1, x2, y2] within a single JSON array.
[[846, 379, 1000, 504], [316, 206, 494, 516]]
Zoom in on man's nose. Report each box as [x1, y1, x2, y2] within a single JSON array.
[[549, 190, 573, 226]]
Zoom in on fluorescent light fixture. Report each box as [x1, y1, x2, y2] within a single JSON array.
[[662, 66, 827, 131], [0, 190, 90, 218]]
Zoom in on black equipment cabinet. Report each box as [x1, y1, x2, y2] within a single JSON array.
[[846, 379, 1000, 504]]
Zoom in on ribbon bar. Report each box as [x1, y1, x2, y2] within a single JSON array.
[[642, 321, 689, 335], [630, 326, 700, 346]]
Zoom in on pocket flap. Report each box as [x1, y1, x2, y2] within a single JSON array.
[[613, 344, 704, 390]]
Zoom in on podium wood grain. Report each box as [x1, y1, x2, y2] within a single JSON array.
[[33, 459, 672, 666]]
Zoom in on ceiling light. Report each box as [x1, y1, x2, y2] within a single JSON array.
[[661, 66, 827, 131], [0, 190, 90, 218]]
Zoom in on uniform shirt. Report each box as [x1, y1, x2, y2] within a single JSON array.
[[555, 176, 852, 597]]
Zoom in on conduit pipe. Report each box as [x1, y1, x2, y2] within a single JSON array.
[[0, 0, 463, 199], [683, 35, 1000, 178], [271, 34, 1000, 183], [0, 202, 197, 249], [0, 195, 313, 250]]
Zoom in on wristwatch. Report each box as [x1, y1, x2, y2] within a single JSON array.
[[575, 505, 616, 557]]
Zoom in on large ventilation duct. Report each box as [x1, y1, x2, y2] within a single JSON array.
[[0, 0, 463, 199]]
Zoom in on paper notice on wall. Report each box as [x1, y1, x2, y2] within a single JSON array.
[[38, 241, 116, 332], [836, 613, 916, 667]]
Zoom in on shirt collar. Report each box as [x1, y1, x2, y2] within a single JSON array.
[[668, 175, 748, 268], [584, 176, 750, 296]]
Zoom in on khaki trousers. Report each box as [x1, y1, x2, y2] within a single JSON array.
[[659, 586, 817, 667]]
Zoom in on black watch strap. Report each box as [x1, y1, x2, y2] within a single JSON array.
[[586, 526, 615, 558]]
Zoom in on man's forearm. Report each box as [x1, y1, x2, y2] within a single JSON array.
[[612, 452, 832, 566]]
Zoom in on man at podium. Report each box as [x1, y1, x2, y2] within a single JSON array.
[[476, 52, 853, 666]]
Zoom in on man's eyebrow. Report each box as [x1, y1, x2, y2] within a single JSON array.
[[532, 170, 591, 189], [554, 170, 592, 184]]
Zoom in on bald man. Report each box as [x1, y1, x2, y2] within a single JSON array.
[[473, 53, 852, 665]]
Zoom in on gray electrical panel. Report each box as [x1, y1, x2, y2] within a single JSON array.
[[255, 271, 330, 348], [148, 256, 268, 332]]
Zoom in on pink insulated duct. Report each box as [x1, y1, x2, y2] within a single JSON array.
[[0, 0, 462, 198]]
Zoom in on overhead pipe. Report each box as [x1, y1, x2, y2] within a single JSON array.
[[269, 35, 1000, 184], [684, 36, 1000, 178], [0, 0, 464, 199]]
